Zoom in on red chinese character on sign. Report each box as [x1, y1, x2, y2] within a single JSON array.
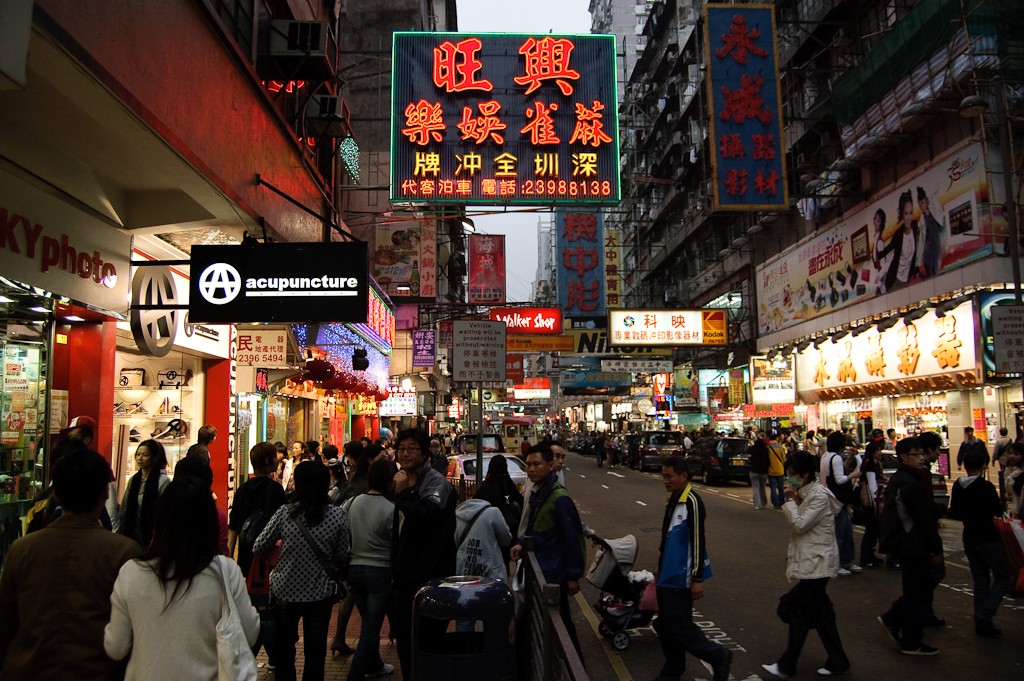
[[432, 38, 493, 93], [402, 99, 445, 145], [752, 133, 776, 159], [456, 100, 507, 144], [566, 280, 602, 312], [238, 335, 253, 351], [514, 37, 581, 95], [563, 214, 597, 242], [569, 100, 613, 147], [720, 75, 772, 125], [754, 169, 781, 196], [714, 14, 769, 65], [401, 179, 418, 195], [563, 246, 599, 276], [724, 169, 748, 196], [719, 133, 745, 158], [520, 102, 560, 144]]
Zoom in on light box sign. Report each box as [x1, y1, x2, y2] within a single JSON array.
[[468, 234, 506, 304], [607, 310, 728, 346], [390, 32, 620, 205], [794, 301, 979, 402], [379, 390, 417, 417], [750, 355, 795, 404], [373, 221, 436, 301], [513, 377, 551, 400], [559, 370, 632, 396], [189, 243, 368, 324], [349, 287, 394, 353], [412, 329, 436, 368], [757, 141, 1004, 335], [557, 212, 606, 318], [704, 5, 787, 210], [489, 306, 562, 334]]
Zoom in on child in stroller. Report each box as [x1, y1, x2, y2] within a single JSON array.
[[585, 532, 658, 651]]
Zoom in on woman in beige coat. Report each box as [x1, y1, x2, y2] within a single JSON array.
[[762, 452, 851, 679]]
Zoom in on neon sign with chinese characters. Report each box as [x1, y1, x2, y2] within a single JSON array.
[[704, 5, 788, 210], [349, 288, 394, 353], [390, 33, 620, 205]]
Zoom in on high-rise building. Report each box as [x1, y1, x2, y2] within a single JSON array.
[[590, 0, 661, 100]]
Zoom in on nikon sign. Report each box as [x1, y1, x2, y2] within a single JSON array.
[[189, 243, 369, 324]]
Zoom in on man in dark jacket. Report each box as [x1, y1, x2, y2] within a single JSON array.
[[512, 443, 585, 657], [748, 436, 770, 510], [392, 427, 456, 681], [878, 437, 943, 656]]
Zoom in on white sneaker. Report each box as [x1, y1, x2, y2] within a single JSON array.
[[366, 663, 394, 678], [762, 663, 791, 679], [845, 564, 863, 573], [837, 567, 852, 576]]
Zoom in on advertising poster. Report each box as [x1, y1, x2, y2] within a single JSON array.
[[390, 32, 620, 205], [557, 212, 606, 318], [559, 370, 632, 396], [373, 221, 437, 300], [412, 329, 436, 368], [750, 355, 795, 404], [757, 142, 1006, 335], [468, 234, 506, 305], [673, 364, 699, 408]]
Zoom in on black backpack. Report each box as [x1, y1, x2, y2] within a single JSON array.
[[239, 483, 279, 548]]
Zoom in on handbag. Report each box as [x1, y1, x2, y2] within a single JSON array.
[[215, 558, 258, 681], [290, 508, 347, 603]]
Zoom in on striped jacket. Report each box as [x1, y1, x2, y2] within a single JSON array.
[[657, 483, 711, 589]]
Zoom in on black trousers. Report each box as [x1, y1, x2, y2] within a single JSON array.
[[655, 586, 729, 679], [884, 554, 931, 647], [776, 578, 849, 674]]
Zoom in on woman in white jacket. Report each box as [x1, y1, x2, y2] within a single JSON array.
[[762, 452, 851, 679], [105, 477, 259, 680]]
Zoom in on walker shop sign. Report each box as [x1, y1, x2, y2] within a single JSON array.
[[488, 307, 562, 334], [607, 310, 728, 346], [188, 243, 369, 324]]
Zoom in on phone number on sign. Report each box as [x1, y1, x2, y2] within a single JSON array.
[[236, 354, 285, 364], [521, 179, 613, 197]]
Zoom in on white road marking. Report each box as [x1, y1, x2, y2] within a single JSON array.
[[601, 484, 610, 489], [607, 471, 625, 478], [579, 475, 586, 479], [635, 501, 647, 506]]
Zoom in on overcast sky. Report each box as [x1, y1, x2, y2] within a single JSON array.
[[456, 0, 593, 302]]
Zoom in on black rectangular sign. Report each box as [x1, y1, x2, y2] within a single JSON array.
[[189, 242, 369, 324]]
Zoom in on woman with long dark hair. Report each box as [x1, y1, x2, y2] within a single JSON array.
[[254, 461, 351, 681], [117, 440, 170, 546], [105, 477, 259, 679], [473, 454, 524, 530]]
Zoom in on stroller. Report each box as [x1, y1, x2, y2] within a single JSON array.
[[585, 532, 658, 650]]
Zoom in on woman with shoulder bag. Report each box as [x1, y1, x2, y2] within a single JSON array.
[[105, 477, 259, 680], [253, 461, 351, 681]]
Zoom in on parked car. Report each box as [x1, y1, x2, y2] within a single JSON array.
[[637, 430, 687, 471], [455, 433, 506, 455], [446, 452, 527, 501], [686, 437, 751, 484]]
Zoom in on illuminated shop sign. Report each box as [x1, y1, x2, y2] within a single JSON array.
[[489, 307, 562, 334], [349, 287, 395, 352], [390, 32, 620, 205], [704, 5, 787, 210], [557, 212, 605, 318], [189, 243, 369, 324], [607, 310, 728, 346], [794, 301, 979, 402]]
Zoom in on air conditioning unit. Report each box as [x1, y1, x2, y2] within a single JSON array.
[[305, 95, 351, 137], [259, 20, 334, 81]]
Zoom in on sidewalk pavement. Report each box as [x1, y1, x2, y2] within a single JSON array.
[[256, 608, 399, 680]]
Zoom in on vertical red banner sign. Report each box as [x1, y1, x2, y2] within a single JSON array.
[[468, 234, 506, 304]]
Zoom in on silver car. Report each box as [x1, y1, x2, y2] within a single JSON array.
[[447, 453, 527, 492]]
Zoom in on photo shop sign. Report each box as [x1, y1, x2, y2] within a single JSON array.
[[188, 243, 369, 324], [757, 141, 1006, 335]]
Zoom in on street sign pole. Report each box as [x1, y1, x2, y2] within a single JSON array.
[[477, 383, 484, 486]]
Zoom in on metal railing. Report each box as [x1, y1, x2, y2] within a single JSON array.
[[520, 551, 589, 681]]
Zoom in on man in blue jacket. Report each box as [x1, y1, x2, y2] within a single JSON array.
[[655, 457, 732, 681], [512, 443, 586, 657]]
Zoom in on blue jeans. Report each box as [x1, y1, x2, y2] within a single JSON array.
[[768, 476, 785, 508], [750, 472, 768, 509], [347, 565, 393, 680], [834, 505, 855, 567], [274, 598, 334, 681]]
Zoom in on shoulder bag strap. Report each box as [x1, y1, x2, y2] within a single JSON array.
[[216, 557, 239, 618], [456, 506, 491, 549], [289, 508, 342, 584]]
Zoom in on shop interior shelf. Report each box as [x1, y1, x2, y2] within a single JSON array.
[[114, 386, 192, 392], [113, 414, 190, 420]]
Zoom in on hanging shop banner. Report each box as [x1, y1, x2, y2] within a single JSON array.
[[757, 142, 1006, 335], [189, 242, 369, 324], [704, 5, 787, 210], [673, 364, 700, 408], [379, 390, 417, 417], [489, 306, 562, 334], [794, 301, 979, 402], [513, 377, 551, 400], [452, 320, 507, 383], [372, 221, 437, 300], [468, 234, 506, 305], [506, 354, 525, 384], [607, 310, 728, 346], [600, 359, 673, 374], [979, 292, 1022, 380], [0, 169, 131, 316], [604, 225, 624, 309], [412, 329, 436, 368], [557, 212, 606, 318], [750, 355, 795, 404], [236, 329, 288, 367], [390, 32, 619, 205], [559, 370, 632, 396]]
